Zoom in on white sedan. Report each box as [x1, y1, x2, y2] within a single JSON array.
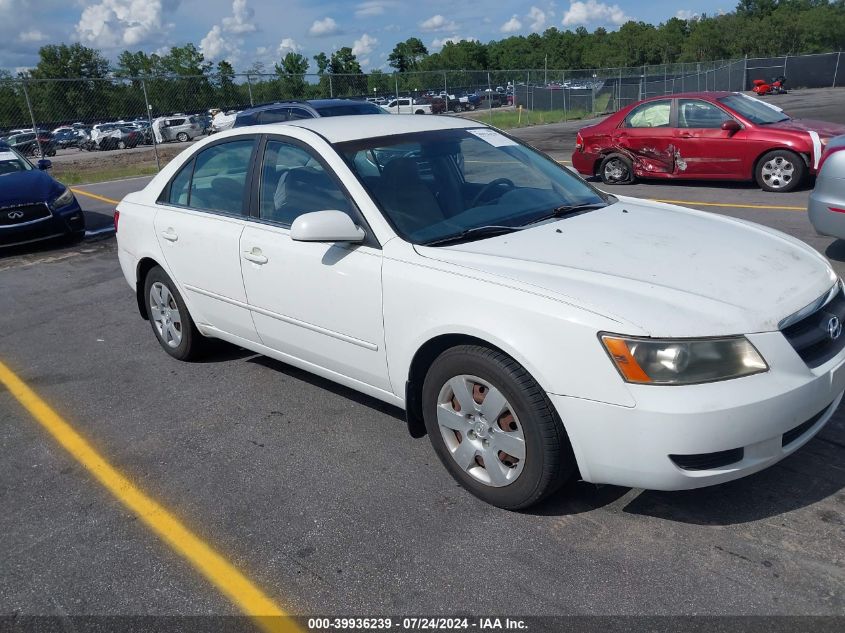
[[116, 115, 844, 509]]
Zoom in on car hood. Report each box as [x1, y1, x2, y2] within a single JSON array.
[[0, 170, 63, 206], [415, 197, 836, 336], [773, 118, 845, 138]]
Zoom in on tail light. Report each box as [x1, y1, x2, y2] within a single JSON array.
[[575, 132, 584, 151], [113, 209, 120, 233], [818, 145, 845, 174]]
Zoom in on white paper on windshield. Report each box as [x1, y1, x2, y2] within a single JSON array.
[[467, 128, 518, 147]]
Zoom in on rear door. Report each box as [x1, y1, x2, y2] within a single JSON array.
[[611, 99, 675, 175], [672, 99, 745, 177], [153, 136, 261, 343]]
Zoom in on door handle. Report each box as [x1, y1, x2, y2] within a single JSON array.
[[243, 249, 268, 265], [160, 228, 178, 242], [676, 132, 693, 138]]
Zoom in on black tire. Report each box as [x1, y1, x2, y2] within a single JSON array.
[[755, 149, 805, 192], [422, 345, 575, 510], [143, 266, 206, 361], [177, 132, 189, 142], [599, 153, 635, 185]]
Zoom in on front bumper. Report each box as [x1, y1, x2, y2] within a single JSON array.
[[550, 330, 845, 490], [0, 202, 85, 248]]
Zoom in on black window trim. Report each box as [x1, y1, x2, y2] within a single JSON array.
[[157, 134, 260, 219], [248, 132, 381, 249]]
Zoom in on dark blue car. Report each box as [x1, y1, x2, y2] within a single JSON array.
[[232, 99, 386, 127], [0, 146, 85, 249]]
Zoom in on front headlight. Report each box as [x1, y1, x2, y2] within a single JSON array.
[[52, 186, 75, 209], [600, 334, 768, 385]]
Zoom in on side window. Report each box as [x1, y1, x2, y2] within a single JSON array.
[[624, 100, 671, 128], [259, 139, 353, 227], [678, 99, 732, 129], [168, 159, 194, 205], [188, 139, 255, 215], [287, 108, 312, 120], [258, 108, 290, 124]]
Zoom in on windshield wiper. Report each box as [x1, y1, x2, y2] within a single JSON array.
[[422, 225, 523, 247], [527, 202, 607, 225]]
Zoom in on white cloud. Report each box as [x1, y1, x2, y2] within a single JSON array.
[[420, 15, 459, 32], [430, 35, 477, 50], [309, 17, 340, 37], [500, 15, 522, 33], [352, 33, 378, 57], [75, 0, 177, 49], [277, 38, 302, 55], [561, 1, 630, 27], [199, 0, 257, 62], [675, 10, 700, 21], [527, 6, 547, 32], [18, 29, 46, 43], [221, 0, 256, 34], [355, 1, 395, 18]]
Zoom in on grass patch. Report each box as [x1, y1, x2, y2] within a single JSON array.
[[52, 163, 164, 186], [593, 92, 611, 113], [463, 108, 589, 130]]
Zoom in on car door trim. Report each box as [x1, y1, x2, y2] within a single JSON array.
[[183, 283, 380, 351]]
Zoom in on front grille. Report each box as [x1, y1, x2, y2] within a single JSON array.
[[0, 202, 51, 227], [782, 405, 829, 447], [781, 286, 845, 368], [670, 447, 744, 471]]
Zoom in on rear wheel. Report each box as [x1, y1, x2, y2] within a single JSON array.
[[599, 153, 634, 185], [117, 140, 126, 150], [177, 132, 189, 142], [756, 149, 805, 192], [422, 345, 575, 510], [143, 266, 206, 361]]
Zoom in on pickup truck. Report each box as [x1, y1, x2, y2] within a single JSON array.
[[380, 98, 431, 115]]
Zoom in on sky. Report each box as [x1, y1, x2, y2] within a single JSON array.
[[0, 0, 736, 73]]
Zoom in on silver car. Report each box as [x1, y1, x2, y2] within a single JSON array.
[[161, 116, 203, 142], [809, 134, 845, 237]]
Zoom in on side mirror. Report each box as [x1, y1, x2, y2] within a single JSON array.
[[721, 120, 741, 134], [37, 159, 52, 170], [290, 210, 365, 243]]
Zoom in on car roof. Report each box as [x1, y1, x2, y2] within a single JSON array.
[[640, 91, 733, 102], [251, 114, 483, 143]]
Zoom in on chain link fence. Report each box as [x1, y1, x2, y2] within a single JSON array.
[[1, 51, 841, 182]]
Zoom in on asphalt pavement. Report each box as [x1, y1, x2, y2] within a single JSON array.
[[2, 91, 844, 625]]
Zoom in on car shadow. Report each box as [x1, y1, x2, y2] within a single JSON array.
[[588, 176, 815, 193], [825, 239, 845, 262], [246, 355, 406, 422]]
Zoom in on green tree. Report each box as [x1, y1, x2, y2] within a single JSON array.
[[387, 37, 429, 72], [275, 52, 309, 98]]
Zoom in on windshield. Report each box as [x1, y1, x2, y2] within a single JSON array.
[[337, 128, 606, 244], [718, 93, 790, 124], [315, 102, 386, 117], [0, 149, 32, 175]]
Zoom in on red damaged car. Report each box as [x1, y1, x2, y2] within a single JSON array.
[[572, 91, 845, 192]]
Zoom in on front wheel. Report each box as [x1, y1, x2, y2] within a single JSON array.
[[422, 345, 575, 510], [143, 266, 207, 361], [756, 149, 805, 192], [599, 153, 635, 185]]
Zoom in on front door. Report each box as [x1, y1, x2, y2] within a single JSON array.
[[239, 137, 390, 391], [672, 99, 746, 177]]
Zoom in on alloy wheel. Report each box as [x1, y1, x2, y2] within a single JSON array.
[[149, 282, 183, 348], [603, 158, 628, 183], [436, 375, 526, 487]]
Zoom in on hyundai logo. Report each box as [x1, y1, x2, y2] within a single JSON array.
[[828, 316, 842, 341], [7, 211, 24, 219]]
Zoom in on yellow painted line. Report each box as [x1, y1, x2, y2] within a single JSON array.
[[0, 360, 300, 633], [555, 160, 572, 164], [649, 198, 805, 211], [70, 188, 120, 206]]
